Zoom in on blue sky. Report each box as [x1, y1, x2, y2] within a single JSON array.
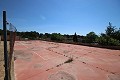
[[0, 0, 120, 35]]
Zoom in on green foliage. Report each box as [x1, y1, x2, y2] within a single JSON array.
[[106, 22, 116, 37], [18, 31, 39, 40], [83, 23, 120, 46], [108, 38, 120, 46], [39, 33, 43, 38], [97, 35, 120, 46], [96, 22, 120, 46], [45, 33, 51, 38], [13, 22, 120, 47], [97, 36, 108, 45], [73, 32, 78, 42], [86, 32, 98, 43], [51, 33, 65, 42], [105, 22, 120, 41], [113, 28, 120, 41]]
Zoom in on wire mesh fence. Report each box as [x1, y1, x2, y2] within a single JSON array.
[[8, 23, 17, 80], [9, 23, 17, 55]]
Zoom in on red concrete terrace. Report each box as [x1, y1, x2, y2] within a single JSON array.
[[14, 40, 120, 80]]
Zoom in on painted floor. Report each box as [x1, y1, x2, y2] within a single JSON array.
[[14, 40, 120, 80]]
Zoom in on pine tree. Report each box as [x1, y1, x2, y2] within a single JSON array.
[[73, 32, 78, 42]]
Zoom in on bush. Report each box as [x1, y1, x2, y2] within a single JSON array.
[[51, 33, 65, 42], [64, 57, 73, 63], [86, 32, 98, 43], [108, 38, 120, 46], [98, 36, 120, 46]]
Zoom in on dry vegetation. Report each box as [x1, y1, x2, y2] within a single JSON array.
[[0, 41, 13, 80], [0, 41, 5, 80]]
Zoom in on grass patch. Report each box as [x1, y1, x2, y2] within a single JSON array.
[[64, 57, 73, 64]]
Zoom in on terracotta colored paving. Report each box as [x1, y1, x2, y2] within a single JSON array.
[[14, 40, 120, 80]]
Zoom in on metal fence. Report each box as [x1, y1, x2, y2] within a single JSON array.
[[8, 23, 17, 80], [3, 11, 17, 80]]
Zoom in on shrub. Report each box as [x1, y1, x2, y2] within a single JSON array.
[[98, 36, 120, 46], [108, 38, 120, 46], [64, 57, 73, 63], [51, 33, 65, 42]]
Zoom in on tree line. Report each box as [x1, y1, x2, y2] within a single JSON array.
[[0, 22, 120, 46], [77, 22, 120, 46]]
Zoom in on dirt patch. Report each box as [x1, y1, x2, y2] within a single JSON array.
[[48, 71, 76, 80], [0, 61, 4, 80], [14, 50, 33, 61], [0, 41, 4, 80]]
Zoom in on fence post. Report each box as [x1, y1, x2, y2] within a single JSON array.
[[3, 11, 9, 80]]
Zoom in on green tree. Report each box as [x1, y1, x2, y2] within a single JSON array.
[[114, 28, 120, 41], [98, 35, 120, 46], [51, 33, 64, 42], [106, 22, 116, 38], [73, 32, 78, 42], [45, 33, 51, 38], [19, 31, 39, 40], [86, 32, 98, 43], [39, 33, 43, 38], [99, 22, 120, 45]]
